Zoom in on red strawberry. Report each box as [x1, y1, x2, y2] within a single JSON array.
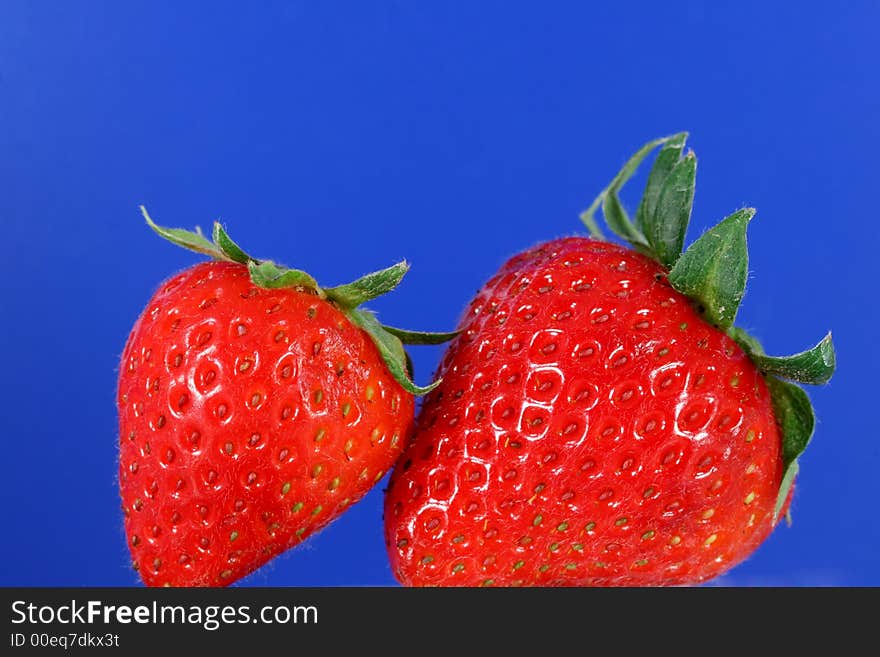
[[118, 211, 454, 586], [384, 134, 835, 586]]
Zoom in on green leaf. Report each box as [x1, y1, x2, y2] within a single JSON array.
[[212, 222, 251, 264], [749, 332, 836, 386], [325, 261, 410, 308], [578, 195, 606, 240], [668, 208, 754, 329], [344, 309, 441, 396], [635, 132, 688, 234], [775, 460, 799, 525], [729, 328, 836, 386], [140, 205, 222, 259], [603, 192, 646, 246], [247, 260, 321, 292], [765, 376, 815, 522], [769, 377, 816, 466], [580, 135, 677, 246], [645, 152, 697, 268], [382, 325, 461, 345], [727, 326, 766, 356]]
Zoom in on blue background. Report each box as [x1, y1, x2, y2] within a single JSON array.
[[1, 1, 876, 586]]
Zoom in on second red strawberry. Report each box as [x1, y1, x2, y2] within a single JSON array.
[[384, 134, 835, 587]]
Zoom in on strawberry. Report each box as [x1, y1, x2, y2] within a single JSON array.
[[118, 210, 454, 586], [384, 134, 835, 586]]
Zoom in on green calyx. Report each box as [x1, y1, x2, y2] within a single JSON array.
[[140, 206, 456, 395], [581, 136, 836, 521]]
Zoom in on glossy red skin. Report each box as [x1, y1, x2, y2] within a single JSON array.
[[118, 261, 413, 586], [385, 238, 784, 586]]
